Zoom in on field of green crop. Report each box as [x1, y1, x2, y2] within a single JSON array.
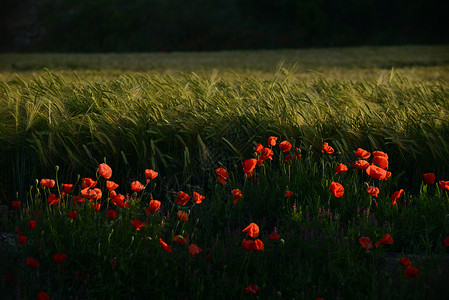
[[1, 46, 449, 299]]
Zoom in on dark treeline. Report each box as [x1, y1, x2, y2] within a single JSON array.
[[1, 0, 448, 52]]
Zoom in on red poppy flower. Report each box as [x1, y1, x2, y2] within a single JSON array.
[[404, 266, 419, 278], [242, 239, 254, 251], [12, 201, 21, 210], [215, 168, 228, 185], [82, 178, 97, 189], [269, 232, 281, 240], [268, 136, 278, 146], [193, 192, 205, 204], [106, 180, 119, 191], [111, 193, 127, 208], [145, 200, 161, 213], [36, 291, 50, 300], [26, 257, 40, 268], [358, 237, 373, 249], [47, 193, 59, 205], [81, 187, 102, 201], [130, 220, 145, 230], [27, 220, 36, 230], [322, 142, 334, 154], [174, 235, 188, 245], [243, 159, 257, 177], [159, 238, 172, 253], [145, 169, 159, 181], [245, 284, 259, 295], [53, 253, 67, 264], [258, 147, 274, 164], [400, 257, 411, 267], [329, 182, 344, 198], [4, 272, 15, 283], [366, 186, 380, 197], [40, 179, 55, 188], [443, 236, 449, 247], [67, 211, 77, 220], [98, 163, 112, 179], [131, 181, 145, 192], [372, 151, 388, 160], [108, 210, 117, 220], [285, 190, 294, 198], [284, 154, 294, 165], [335, 163, 348, 174], [372, 155, 389, 169], [63, 184, 73, 193], [423, 173, 436, 185], [279, 140, 292, 152], [189, 244, 202, 257], [375, 233, 393, 248], [366, 164, 389, 180], [439, 180, 449, 191], [177, 211, 189, 222], [242, 223, 259, 238], [355, 148, 370, 159], [92, 203, 101, 212], [18, 235, 27, 245], [176, 191, 191, 206], [254, 143, 264, 153], [294, 147, 301, 159], [351, 160, 370, 170], [391, 189, 404, 206], [73, 196, 85, 204], [231, 189, 242, 204]]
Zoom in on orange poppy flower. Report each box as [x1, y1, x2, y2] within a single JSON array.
[[322, 142, 334, 154], [111, 193, 127, 208], [82, 178, 97, 189], [98, 163, 112, 179], [130, 181, 145, 192], [366, 186, 380, 197], [18, 235, 27, 245], [268, 136, 278, 146], [391, 189, 404, 206], [107, 210, 117, 220], [253, 239, 264, 250], [443, 236, 449, 247], [36, 291, 50, 300], [269, 232, 281, 240], [351, 160, 370, 170], [245, 284, 259, 295], [242, 223, 259, 238], [375, 233, 393, 248], [145, 200, 161, 213], [243, 159, 257, 178], [40, 179, 55, 188], [106, 180, 119, 191], [27, 220, 36, 229], [193, 192, 205, 204], [92, 203, 101, 212], [259, 147, 274, 163], [63, 184, 73, 193], [145, 169, 159, 181], [366, 164, 389, 180], [215, 168, 228, 185], [12, 201, 21, 210], [285, 190, 294, 198], [52, 253, 67, 264], [81, 188, 102, 201], [423, 173, 436, 185], [372, 155, 389, 169], [176, 191, 191, 206], [159, 238, 172, 253], [280, 140, 292, 152], [130, 220, 145, 230], [174, 235, 188, 245], [177, 211, 189, 222], [67, 211, 77, 220], [355, 148, 371, 159], [358, 237, 373, 249], [231, 189, 243, 204], [335, 163, 348, 174], [254, 143, 264, 153], [439, 180, 449, 191], [404, 266, 419, 278], [47, 193, 59, 205], [26, 257, 40, 268], [372, 151, 388, 160], [400, 257, 411, 267], [189, 244, 202, 257], [329, 182, 344, 198]]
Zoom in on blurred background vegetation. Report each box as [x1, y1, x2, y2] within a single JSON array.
[[1, 0, 448, 52]]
